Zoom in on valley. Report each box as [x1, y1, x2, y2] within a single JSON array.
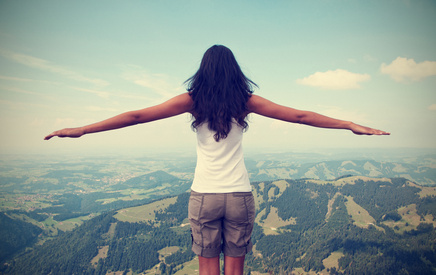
[[0, 150, 435, 274]]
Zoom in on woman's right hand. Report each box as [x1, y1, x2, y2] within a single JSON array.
[[349, 123, 390, 136], [44, 127, 85, 140]]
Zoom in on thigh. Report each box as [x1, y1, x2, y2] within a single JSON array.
[[222, 192, 256, 257], [188, 191, 225, 258]]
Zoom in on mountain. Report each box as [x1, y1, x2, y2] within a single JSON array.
[[0, 213, 42, 263], [111, 170, 186, 190], [3, 176, 436, 275], [247, 159, 436, 186]]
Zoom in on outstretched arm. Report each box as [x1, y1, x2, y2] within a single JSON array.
[[44, 93, 193, 140], [247, 95, 390, 135]]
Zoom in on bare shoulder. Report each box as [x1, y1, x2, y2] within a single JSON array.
[[247, 94, 261, 108], [247, 94, 272, 113], [166, 93, 193, 109], [173, 92, 193, 103]]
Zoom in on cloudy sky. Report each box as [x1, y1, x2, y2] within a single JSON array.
[[0, 0, 435, 155]]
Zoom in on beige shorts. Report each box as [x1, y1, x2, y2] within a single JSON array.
[[188, 190, 255, 258]]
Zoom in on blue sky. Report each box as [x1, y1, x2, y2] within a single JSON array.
[[0, 0, 435, 155]]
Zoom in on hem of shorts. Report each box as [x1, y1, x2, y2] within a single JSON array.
[[192, 244, 222, 258], [223, 242, 253, 257]]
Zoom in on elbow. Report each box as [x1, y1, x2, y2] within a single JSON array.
[[129, 112, 144, 125], [295, 113, 308, 124]]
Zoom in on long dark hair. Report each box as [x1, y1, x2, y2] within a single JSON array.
[[185, 45, 257, 141]]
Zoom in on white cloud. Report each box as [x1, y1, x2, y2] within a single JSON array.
[[0, 98, 48, 110], [0, 49, 109, 87], [85, 106, 120, 112], [0, 75, 33, 82], [0, 85, 39, 96], [0, 85, 55, 101], [363, 54, 378, 62], [380, 57, 436, 82], [428, 104, 436, 111], [0, 74, 60, 85], [72, 87, 156, 103], [296, 69, 370, 90], [122, 65, 184, 99], [73, 87, 111, 99]]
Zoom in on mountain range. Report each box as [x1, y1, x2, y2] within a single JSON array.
[[2, 174, 436, 274]]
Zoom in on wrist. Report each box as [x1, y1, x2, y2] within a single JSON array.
[[79, 127, 87, 136], [345, 121, 354, 130]]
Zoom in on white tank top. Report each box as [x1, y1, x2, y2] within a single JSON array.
[[191, 121, 251, 193]]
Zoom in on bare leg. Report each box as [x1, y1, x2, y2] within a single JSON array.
[[224, 255, 245, 275], [198, 255, 220, 275]]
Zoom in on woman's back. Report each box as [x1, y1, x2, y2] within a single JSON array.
[[191, 119, 250, 193]]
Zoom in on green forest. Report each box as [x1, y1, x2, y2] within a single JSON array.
[[1, 177, 436, 274]]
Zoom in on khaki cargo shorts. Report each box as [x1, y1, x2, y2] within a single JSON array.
[[188, 190, 256, 258]]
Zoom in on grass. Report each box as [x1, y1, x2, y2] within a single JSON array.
[[291, 267, 319, 274], [272, 180, 288, 193], [96, 184, 173, 205], [309, 176, 392, 187], [250, 272, 270, 275], [0, 193, 53, 212], [170, 224, 191, 235], [256, 206, 296, 235], [345, 195, 384, 231], [322, 251, 344, 271], [383, 203, 436, 233], [56, 219, 81, 231], [417, 185, 436, 198], [105, 222, 117, 239], [267, 180, 289, 202], [113, 196, 177, 223], [173, 257, 199, 275], [325, 192, 342, 221], [158, 246, 180, 262], [90, 245, 109, 266]]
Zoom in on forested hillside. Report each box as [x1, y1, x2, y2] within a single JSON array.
[[3, 176, 436, 274], [0, 213, 42, 263], [247, 177, 436, 274]]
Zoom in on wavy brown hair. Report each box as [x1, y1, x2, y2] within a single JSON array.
[[185, 45, 257, 141]]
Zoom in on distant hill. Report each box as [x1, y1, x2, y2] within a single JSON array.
[[112, 170, 184, 190], [247, 159, 436, 186], [36, 170, 191, 220], [3, 176, 436, 275]]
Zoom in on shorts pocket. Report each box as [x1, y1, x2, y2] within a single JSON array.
[[188, 193, 204, 221]]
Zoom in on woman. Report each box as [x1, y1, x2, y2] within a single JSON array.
[[45, 45, 389, 275]]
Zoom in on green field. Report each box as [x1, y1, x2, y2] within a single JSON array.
[[114, 197, 178, 223]]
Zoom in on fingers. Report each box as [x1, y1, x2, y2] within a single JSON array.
[[377, 130, 390, 135], [44, 128, 84, 140], [369, 128, 390, 135], [44, 129, 64, 140], [44, 132, 57, 140], [351, 124, 390, 135]]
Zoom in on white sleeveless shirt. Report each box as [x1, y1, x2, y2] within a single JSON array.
[[191, 121, 251, 193]]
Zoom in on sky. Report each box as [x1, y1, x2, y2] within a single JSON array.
[[0, 0, 435, 156]]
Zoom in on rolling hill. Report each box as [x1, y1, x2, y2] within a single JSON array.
[[247, 159, 436, 186], [3, 176, 436, 275]]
